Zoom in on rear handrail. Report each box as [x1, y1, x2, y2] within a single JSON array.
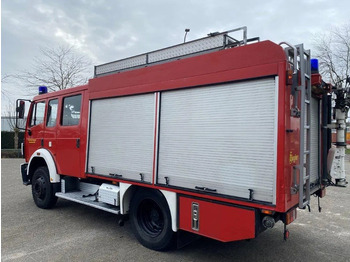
[[279, 41, 297, 74]]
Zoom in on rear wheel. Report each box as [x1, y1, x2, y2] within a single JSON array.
[[32, 167, 57, 209], [130, 189, 175, 251]]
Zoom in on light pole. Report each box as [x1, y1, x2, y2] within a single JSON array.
[[184, 29, 190, 43]]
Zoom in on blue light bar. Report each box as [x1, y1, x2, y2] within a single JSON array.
[[39, 86, 48, 95], [311, 59, 319, 73]]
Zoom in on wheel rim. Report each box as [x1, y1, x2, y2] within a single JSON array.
[[33, 176, 46, 200], [138, 199, 164, 237]]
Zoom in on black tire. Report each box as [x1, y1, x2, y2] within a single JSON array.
[[32, 167, 57, 209], [130, 189, 175, 251]]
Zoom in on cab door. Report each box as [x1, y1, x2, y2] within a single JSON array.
[[56, 93, 82, 177], [26, 101, 46, 158], [44, 98, 59, 156]]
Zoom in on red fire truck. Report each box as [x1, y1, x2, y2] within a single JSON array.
[[16, 27, 338, 250]]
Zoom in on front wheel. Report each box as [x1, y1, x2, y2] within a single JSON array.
[[32, 167, 57, 209], [130, 189, 175, 251]]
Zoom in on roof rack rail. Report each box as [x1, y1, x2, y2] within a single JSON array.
[[94, 26, 259, 77]]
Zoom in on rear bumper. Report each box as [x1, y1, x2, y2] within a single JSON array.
[[20, 163, 29, 185]]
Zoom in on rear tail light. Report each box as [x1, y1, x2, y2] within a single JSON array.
[[286, 69, 293, 85], [261, 209, 275, 215], [285, 208, 297, 225]]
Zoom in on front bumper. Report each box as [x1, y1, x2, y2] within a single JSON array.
[[21, 163, 30, 185]]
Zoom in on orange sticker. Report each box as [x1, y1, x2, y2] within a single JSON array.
[[289, 151, 298, 165], [27, 138, 36, 144]]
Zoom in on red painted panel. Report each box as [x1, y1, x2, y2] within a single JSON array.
[[89, 64, 279, 100], [31, 85, 88, 102], [179, 196, 256, 242], [56, 125, 81, 176], [280, 64, 299, 212]]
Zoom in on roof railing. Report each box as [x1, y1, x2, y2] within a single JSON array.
[[94, 26, 259, 77]]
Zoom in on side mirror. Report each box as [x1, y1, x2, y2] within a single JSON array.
[[16, 100, 25, 119], [15, 99, 31, 130]]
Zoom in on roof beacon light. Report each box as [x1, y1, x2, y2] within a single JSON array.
[[39, 86, 48, 95], [311, 59, 319, 74]]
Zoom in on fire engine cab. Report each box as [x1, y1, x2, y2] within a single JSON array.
[[16, 27, 347, 250]]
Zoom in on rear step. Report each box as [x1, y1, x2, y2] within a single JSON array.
[[55, 180, 120, 215]]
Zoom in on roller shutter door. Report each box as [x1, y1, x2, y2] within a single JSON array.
[[157, 77, 278, 204], [87, 94, 155, 183]]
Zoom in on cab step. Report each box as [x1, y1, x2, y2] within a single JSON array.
[[55, 179, 120, 215], [55, 191, 120, 214]]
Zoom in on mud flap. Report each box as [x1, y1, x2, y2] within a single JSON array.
[[21, 163, 29, 185]]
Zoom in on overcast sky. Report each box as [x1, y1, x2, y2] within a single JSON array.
[[1, 0, 350, 114]]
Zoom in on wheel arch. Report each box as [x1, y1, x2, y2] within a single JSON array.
[[120, 183, 177, 232], [28, 148, 60, 183]]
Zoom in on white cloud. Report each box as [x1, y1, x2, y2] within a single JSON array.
[[54, 28, 85, 48], [35, 4, 54, 15]]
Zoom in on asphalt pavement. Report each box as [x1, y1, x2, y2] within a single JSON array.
[[2, 158, 350, 262]]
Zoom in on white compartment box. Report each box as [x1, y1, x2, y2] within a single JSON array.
[[98, 184, 120, 206]]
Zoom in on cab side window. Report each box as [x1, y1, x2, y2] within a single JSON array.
[[30, 101, 45, 127], [46, 99, 59, 127], [61, 94, 82, 126]]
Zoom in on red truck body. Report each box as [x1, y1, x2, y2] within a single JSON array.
[[19, 29, 329, 250]]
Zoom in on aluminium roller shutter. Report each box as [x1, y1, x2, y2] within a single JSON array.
[[157, 77, 278, 204], [87, 94, 155, 182]]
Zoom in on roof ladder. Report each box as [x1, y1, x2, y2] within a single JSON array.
[[297, 44, 312, 209], [280, 42, 311, 209]]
